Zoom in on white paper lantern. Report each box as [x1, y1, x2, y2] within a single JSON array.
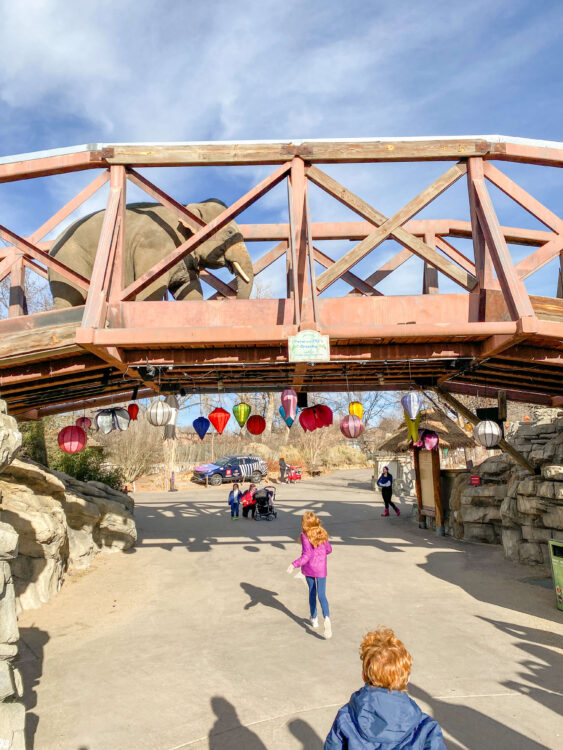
[[473, 420, 502, 448], [113, 407, 131, 432], [147, 400, 172, 426], [401, 392, 424, 420], [95, 409, 115, 435]]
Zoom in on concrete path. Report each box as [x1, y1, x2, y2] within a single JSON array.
[[17, 470, 563, 749]]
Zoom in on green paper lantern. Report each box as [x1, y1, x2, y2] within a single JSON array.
[[233, 402, 251, 428]]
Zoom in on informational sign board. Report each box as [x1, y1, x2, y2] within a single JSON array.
[[418, 450, 436, 516], [548, 540, 563, 611], [288, 330, 330, 362]]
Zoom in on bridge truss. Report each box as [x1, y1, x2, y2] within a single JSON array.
[[0, 136, 562, 418]]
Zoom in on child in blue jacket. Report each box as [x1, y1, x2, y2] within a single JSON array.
[[228, 483, 242, 520], [325, 626, 446, 749]]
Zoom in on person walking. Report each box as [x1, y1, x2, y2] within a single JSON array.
[[325, 626, 446, 749], [279, 456, 288, 484], [377, 466, 400, 517], [287, 511, 333, 639], [228, 483, 242, 520]]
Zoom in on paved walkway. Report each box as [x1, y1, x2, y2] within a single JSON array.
[[17, 470, 563, 749]]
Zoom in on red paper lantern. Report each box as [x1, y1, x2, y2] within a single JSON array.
[[246, 415, 266, 435], [340, 415, 364, 439], [58, 425, 87, 454], [75, 417, 91, 430], [128, 403, 139, 421], [208, 407, 230, 434], [313, 404, 333, 427], [299, 407, 318, 432]]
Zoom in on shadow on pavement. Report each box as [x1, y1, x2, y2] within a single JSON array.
[[478, 616, 563, 716], [288, 717, 324, 749], [240, 582, 323, 639], [409, 684, 549, 750], [208, 696, 266, 749], [16, 626, 49, 750]]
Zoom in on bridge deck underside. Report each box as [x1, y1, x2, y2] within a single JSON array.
[[1, 293, 561, 418]]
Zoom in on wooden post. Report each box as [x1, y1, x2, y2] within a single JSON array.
[[433, 448, 445, 535], [8, 253, 27, 317], [467, 157, 495, 320], [422, 231, 439, 294], [413, 448, 425, 528], [289, 157, 312, 327]]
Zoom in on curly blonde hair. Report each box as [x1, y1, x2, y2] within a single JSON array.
[[300, 511, 329, 547], [360, 626, 412, 691]]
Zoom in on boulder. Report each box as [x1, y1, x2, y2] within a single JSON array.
[[0, 563, 19, 644], [0, 406, 22, 474], [0, 522, 18, 561], [542, 505, 563, 530], [463, 522, 498, 543], [502, 527, 522, 560], [518, 542, 544, 565], [541, 464, 563, 482]]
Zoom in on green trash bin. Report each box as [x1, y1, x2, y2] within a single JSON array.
[[548, 540, 563, 611]]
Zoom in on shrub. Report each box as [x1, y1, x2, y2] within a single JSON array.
[[50, 446, 124, 490]]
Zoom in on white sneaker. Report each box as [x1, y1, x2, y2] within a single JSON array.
[[324, 617, 332, 639], [311, 617, 319, 628]]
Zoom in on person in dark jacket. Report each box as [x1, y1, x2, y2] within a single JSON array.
[[325, 626, 446, 749], [377, 466, 400, 517], [279, 456, 288, 483]]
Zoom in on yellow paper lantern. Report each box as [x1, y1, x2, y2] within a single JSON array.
[[349, 401, 364, 419]]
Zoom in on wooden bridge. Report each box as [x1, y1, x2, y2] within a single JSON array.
[[0, 136, 562, 419]]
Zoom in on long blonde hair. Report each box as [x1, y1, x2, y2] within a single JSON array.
[[300, 511, 329, 547]]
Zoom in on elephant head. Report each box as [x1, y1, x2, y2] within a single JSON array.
[[180, 199, 254, 299]]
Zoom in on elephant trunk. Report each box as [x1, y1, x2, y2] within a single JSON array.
[[225, 243, 253, 299]]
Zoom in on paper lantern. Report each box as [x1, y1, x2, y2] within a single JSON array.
[[281, 389, 298, 421], [95, 409, 115, 434], [340, 415, 364, 439], [147, 400, 172, 427], [209, 407, 230, 434], [58, 425, 87, 454], [279, 405, 294, 428], [299, 407, 318, 432], [404, 410, 421, 444], [401, 392, 424, 420], [75, 416, 91, 430], [246, 415, 266, 435], [127, 404, 139, 420], [113, 407, 130, 432], [473, 420, 502, 448], [314, 404, 333, 427], [233, 402, 251, 428], [193, 416, 210, 440], [349, 401, 364, 419], [421, 429, 439, 451]]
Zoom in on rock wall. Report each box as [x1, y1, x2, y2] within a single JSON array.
[[0, 406, 25, 750], [0, 460, 136, 610], [448, 412, 563, 566]]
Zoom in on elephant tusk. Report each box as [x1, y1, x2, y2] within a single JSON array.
[[232, 261, 250, 284]]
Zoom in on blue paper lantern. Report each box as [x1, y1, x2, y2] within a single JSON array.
[[193, 416, 210, 440], [279, 405, 294, 428]]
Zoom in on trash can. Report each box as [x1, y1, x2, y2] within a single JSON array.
[[548, 540, 563, 611]]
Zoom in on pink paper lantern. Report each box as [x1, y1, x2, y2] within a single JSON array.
[[420, 429, 439, 450], [75, 417, 91, 430], [299, 407, 318, 432], [313, 404, 333, 428], [58, 426, 87, 454], [281, 389, 298, 421], [340, 415, 364, 439]]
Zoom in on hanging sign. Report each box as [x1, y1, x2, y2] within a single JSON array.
[[288, 330, 330, 362]]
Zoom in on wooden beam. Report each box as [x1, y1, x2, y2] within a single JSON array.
[[435, 387, 537, 474], [289, 158, 311, 325], [8, 254, 27, 318], [208, 241, 288, 300], [126, 168, 205, 233], [473, 179, 535, 321], [313, 162, 467, 291], [313, 247, 382, 295], [108, 166, 127, 303], [0, 225, 90, 291], [307, 165, 476, 291], [467, 158, 495, 315], [27, 171, 110, 244], [0, 251, 16, 283], [435, 237, 476, 276], [422, 232, 439, 294], [121, 161, 291, 301], [513, 235, 563, 281], [22, 257, 48, 279]]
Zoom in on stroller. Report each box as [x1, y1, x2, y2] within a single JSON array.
[[254, 486, 277, 521], [286, 465, 302, 483]]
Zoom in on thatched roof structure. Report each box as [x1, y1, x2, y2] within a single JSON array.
[[377, 407, 474, 453]]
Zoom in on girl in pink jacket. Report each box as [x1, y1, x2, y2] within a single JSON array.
[[287, 511, 333, 638]]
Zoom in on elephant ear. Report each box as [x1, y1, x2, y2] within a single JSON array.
[[178, 203, 204, 235]]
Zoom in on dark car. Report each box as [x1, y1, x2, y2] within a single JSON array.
[[192, 455, 268, 486]]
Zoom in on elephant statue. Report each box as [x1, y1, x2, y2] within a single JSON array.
[[48, 198, 253, 308]]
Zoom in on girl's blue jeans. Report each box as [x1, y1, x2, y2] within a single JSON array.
[[230, 502, 239, 517], [306, 576, 329, 618]]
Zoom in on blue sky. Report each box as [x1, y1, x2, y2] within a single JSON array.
[[1, 0, 562, 425]]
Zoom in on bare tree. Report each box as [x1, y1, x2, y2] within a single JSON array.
[[0, 265, 53, 318], [98, 415, 164, 484]]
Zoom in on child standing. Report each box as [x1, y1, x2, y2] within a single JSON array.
[[287, 511, 333, 639], [377, 466, 400, 517], [325, 626, 446, 749], [228, 483, 242, 520]]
